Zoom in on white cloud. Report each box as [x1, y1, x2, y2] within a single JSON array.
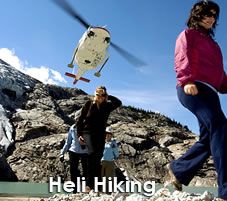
[[0, 48, 67, 85], [0, 48, 22, 70], [50, 69, 67, 83]]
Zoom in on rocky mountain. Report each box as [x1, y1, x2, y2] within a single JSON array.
[[0, 58, 217, 187]]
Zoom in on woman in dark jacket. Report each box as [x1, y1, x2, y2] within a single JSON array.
[[76, 86, 121, 191]]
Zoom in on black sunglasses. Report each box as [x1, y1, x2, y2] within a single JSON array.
[[96, 93, 106, 97], [204, 11, 217, 19]]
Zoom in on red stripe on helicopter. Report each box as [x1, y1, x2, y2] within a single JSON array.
[[65, 72, 90, 83], [73, 79, 78, 85], [92, 27, 110, 34], [65, 72, 75, 78], [79, 77, 90, 82]]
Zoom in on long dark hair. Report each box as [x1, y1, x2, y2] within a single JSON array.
[[186, 0, 220, 38]]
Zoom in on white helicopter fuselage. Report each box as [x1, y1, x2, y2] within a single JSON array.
[[55, 0, 145, 85], [74, 27, 110, 80]]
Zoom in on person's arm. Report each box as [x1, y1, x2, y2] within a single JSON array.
[[112, 141, 119, 159], [175, 30, 198, 96], [60, 127, 73, 156], [107, 95, 122, 111], [76, 101, 90, 137], [219, 72, 227, 94], [175, 30, 195, 87]]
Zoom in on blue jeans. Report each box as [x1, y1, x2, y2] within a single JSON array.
[[171, 82, 227, 199]]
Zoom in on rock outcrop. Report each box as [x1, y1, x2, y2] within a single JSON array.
[[0, 59, 217, 187]]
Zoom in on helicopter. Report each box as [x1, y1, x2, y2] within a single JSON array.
[[53, 0, 146, 85]]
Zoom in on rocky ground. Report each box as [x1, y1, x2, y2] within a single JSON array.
[[0, 59, 217, 188], [45, 188, 219, 201]]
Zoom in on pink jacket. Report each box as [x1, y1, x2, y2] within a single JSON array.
[[174, 28, 227, 94]]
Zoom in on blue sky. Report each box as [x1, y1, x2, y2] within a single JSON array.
[[0, 0, 227, 134]]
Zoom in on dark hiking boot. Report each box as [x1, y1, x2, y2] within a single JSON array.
[[167, 163, 182, 191]]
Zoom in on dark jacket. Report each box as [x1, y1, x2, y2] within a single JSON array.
[[76, 95, 121, 137]]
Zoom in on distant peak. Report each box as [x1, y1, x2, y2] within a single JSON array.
[[0, 58, 10, 66]]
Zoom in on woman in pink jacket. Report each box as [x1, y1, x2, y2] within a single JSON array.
[[168, 1, 227, 200]]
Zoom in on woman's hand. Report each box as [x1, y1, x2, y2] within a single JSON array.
[[184, 82, 198, 96], [78, 136, 85, 145]]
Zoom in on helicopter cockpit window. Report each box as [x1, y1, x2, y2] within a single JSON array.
[[87, 31, 95, 37], [104, 37, 110, 43]]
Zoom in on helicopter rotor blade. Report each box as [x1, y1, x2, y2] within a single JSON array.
[[52, 0, 90, 29], [110, 42, 146, 67]]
